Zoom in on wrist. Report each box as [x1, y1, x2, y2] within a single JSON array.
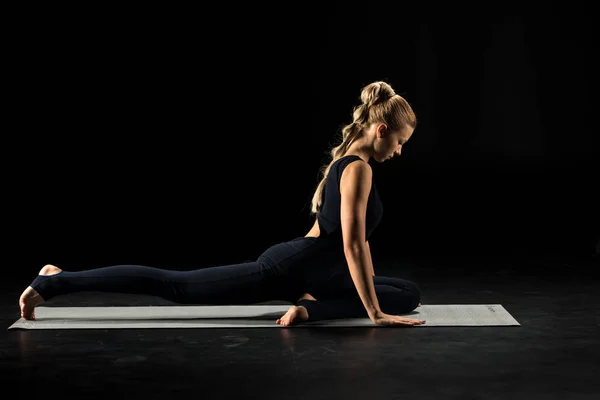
[[367, 308, 382, 319]]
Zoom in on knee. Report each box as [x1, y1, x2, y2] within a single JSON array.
[[396, 281, 422, 314], [408, 281, 421, 311], [379, 281, 421, 315]]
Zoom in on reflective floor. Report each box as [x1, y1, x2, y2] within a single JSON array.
[[2, 253, 598, 400]]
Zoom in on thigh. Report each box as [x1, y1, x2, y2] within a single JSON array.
[[314, 273, 421, 298], [373, 275, 422, 294], [304, 282, 421, 319], [257, 237, 320, 277], [316, 275, 421, 315]]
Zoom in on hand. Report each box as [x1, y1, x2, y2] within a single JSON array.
[[370, 310, 426, 327]]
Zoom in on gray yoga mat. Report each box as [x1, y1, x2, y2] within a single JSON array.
[[7, 304, 520, 329]]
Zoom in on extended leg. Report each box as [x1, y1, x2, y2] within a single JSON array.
[[20, 260, 281, 320]]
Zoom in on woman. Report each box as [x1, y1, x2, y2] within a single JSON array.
[[19, 81, 425, 327]]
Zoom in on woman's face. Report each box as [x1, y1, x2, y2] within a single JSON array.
[[375, 124, 414, 162]]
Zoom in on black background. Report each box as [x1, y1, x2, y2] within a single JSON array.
[[7, 2, 599, 274]]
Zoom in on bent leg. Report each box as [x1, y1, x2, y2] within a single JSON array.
[[29, 262, 280, 305], [296, 275, 421, 322]]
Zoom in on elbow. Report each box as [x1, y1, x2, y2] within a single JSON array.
[[343, 242, 368, 257]]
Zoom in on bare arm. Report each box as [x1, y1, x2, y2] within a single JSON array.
[[340, 160, 381, 318]]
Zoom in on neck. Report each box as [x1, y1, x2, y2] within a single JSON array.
[[345, 138, 372, 163]]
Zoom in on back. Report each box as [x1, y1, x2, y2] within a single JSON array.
[[317, 155, 383, 245]]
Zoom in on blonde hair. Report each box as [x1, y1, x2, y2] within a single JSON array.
[[309, 81, 417, 216]]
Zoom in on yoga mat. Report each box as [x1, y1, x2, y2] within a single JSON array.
[[7, 304, 520, 329]]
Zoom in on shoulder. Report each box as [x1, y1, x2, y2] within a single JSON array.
[[342, 157, 372, 176], [339, 158, 372, 195]]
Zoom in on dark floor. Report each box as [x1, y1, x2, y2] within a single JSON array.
[[1, 253, 599, 400]]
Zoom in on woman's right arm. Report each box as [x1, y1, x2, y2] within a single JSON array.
[[340, 160, 426, 327], [339, 160, 382, 319]]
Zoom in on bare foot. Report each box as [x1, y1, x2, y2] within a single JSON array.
[[19, 264, 62, 320], [276, 306, 309, 327]]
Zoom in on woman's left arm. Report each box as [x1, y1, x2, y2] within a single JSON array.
[[366, 241, 375, 276]]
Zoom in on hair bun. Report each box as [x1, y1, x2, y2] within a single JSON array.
[[360, 81, 395, 107]]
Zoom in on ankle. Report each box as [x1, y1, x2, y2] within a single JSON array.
[[297, 292, 317, 302], [296, 305, 309, 320]]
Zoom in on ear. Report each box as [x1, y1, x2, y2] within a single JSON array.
[[376, 123, 388, 138]]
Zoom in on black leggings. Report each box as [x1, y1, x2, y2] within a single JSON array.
[[29, 237, 421, 322]]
